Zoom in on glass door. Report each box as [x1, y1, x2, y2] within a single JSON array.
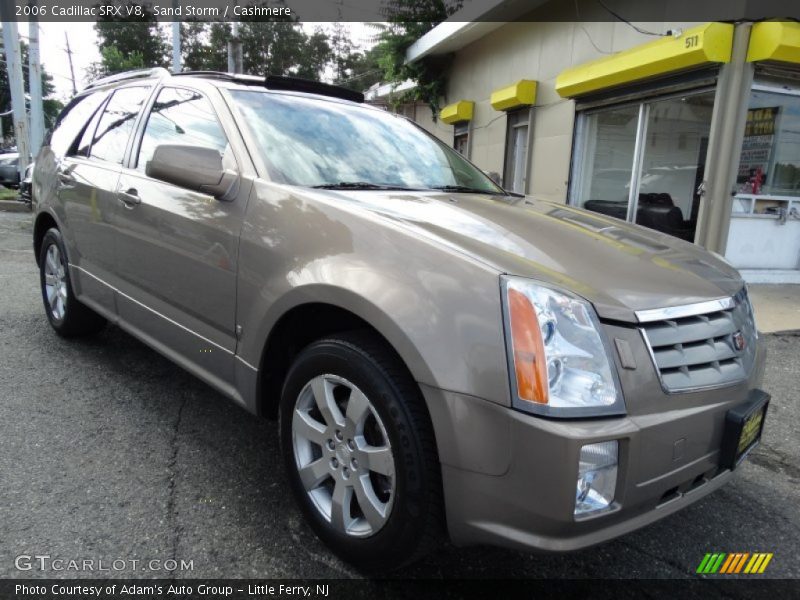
[[570, 89, 715, 242]]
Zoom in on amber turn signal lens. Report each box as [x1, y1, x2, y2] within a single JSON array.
[[507, 288, 549, 404]]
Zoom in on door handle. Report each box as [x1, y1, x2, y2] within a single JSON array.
[[118, 188, 141, 207], [57, 171, 76, 188]]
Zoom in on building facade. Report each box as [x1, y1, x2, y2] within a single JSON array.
[[370, 6, 800, 283]]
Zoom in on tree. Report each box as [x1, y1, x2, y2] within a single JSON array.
[[334, 44, 385, 92], [0, 31, 62, 141], [372, 0, 463, 116], [89, 1, 168, 78], [179, 20, 331, 81], [181, 21, 227, 72], [239, 21, 330, 79]]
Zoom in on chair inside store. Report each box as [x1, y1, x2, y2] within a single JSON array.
[[584, 193, 696, 241]]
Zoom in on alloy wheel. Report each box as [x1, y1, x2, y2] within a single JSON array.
[[43, 244, 68, 321], [291, 374, 395, 538]]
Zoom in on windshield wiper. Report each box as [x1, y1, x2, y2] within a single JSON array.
[[429, 185, 507, 196], [312, 182, 420, 191]]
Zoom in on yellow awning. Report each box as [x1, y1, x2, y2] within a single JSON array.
[[747, 21, 800, 64], [490, 80, 537, 111], [555, 22, 734, 98], [440, 100, 474, 124]]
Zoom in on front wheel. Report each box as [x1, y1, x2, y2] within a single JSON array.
[[39, 227, 106, 337], [279, 332, 443, 571]]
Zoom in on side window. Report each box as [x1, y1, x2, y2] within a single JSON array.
[[137, 87, 228, 172], [73, 102, 106, 158], [89, 86, 151, 164], [47, 91, 107, 156]]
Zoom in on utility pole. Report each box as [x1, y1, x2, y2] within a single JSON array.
[[28, 16, 45, 157], [64, 32, 77, 96], [227, 22, 242, 74], [171, 21, 181, 73], [171, 0, 181, 73], [0, 15, 31, 177]]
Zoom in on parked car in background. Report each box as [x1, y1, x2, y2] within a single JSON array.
[[31, 69, 769, 571], [0, 152, 20, 188], [20, 161, 34, 204]]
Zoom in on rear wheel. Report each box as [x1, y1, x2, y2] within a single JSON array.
[[279, 332, 442, 571], [39, 228, 106, 337]]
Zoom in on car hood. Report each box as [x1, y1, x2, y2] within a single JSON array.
[[309, 190, 744, 323]]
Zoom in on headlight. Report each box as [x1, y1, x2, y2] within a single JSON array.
[[502, 276, 624, 417]]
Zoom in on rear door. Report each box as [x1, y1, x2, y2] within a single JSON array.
[[57, 85, 152, 313], [113, 84, 248, 389]]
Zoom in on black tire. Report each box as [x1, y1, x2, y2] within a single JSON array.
[[279, 331, 443, 572], [39, 227, 106, 337]]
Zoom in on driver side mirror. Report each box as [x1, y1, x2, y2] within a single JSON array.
[[146, 144, 238, 200]]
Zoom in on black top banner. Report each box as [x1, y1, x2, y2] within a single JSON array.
[[1, 0, 799, 23]]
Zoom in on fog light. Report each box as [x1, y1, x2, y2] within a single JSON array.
[[575, 441, 618, 517]]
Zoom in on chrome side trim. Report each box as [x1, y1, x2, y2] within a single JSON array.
[[634, 296, 736, 323], [73, 265, 234, 356], [235, 355, 259, 372]]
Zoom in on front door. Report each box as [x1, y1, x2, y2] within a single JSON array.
[[112, 86, 246, 388], [58, 86, 151, 312]]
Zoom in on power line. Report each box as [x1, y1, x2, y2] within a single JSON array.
[[595, 0, 664, 37]]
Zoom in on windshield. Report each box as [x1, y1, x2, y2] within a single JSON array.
[[230, 90, 505, 194]]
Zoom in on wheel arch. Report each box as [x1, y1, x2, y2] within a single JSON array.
[[254, 295, 436, 422], [33, 210, 60, 266]]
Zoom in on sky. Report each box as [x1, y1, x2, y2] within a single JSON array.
[[34, 21, 378, 102]]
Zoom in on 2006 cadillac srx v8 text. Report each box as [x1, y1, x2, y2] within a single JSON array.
[[31, 69, 768, 571]]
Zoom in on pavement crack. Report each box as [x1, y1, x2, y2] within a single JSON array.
[[749, 444, 800, 481], [618, 539, 699, 578], [166, 392, 189, 580]]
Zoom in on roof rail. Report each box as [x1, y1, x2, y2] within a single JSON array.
[[173, 71, 265, 85], [84, 67, 170, 90], [173, 71, 364, 103]]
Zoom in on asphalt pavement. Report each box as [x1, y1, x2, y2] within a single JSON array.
[[0, 210, 798, 581]]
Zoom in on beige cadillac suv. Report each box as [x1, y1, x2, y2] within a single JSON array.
[[31, 69, 768, 571]]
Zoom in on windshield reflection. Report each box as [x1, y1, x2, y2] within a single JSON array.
[[230, 90, 504, 195]]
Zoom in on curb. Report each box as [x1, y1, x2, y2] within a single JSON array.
[[0, 199, 31, 213]]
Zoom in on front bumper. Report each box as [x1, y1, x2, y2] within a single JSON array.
[[422, 340, 767, 553]]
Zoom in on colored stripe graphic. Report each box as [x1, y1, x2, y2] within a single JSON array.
[[734, 553, 750, 573], [701, 553, 774, 574], [710, 553, 726, 573], [758, 554, 773, 573], [697, 553, 713, 574], [720, 554, 736, 574]]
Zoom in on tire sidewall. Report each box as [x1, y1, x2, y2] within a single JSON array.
[[279, 339, 430, 568], [39, 228, 73, 331]]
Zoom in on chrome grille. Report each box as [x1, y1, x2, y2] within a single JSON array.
[[639, 289, 757, 392]]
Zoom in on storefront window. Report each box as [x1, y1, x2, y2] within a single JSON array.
[[570, 90, 714, 242], [725, 83, 800, 274], [735, 88, 800, 197], [454, 122, 469, 156], [570, 104, 639, 220], [503, 109, 530, 193], [636, 93, 713, 240]]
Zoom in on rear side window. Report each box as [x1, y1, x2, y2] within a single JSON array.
[[46, 91, 107, 157], [88, 86, 151, 164], [136, 87, 228, 172]]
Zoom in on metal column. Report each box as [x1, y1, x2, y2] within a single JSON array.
[[694, 24, 754, 253]]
